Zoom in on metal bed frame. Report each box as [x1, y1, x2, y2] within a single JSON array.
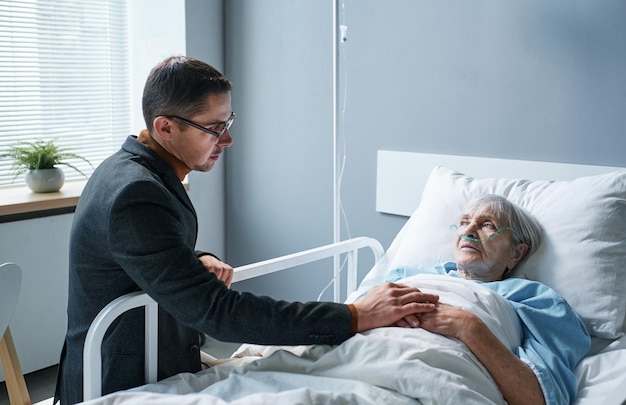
[[83, 236, 384, 401]]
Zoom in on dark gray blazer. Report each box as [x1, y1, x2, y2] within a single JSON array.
[[55, 136, 353, 405]]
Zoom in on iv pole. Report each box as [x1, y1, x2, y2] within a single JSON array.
[[332, 0, 341, 301]]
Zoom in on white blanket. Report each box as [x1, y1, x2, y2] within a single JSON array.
[[82, 275, 522, 405]]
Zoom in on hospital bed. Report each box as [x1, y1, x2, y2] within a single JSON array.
[[80, 152, 626, 404]]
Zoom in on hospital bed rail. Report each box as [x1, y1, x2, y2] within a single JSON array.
[[83, 236, 384, 401]]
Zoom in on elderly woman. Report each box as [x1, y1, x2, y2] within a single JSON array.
[[387, 195, 590, 405]]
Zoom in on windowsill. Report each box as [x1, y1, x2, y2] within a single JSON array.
[[0, 180, 87, 222], [0, 178, 190, 223]]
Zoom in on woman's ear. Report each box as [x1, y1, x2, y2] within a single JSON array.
[[508, 243, 529, 271], [153, 116, 174, 140]]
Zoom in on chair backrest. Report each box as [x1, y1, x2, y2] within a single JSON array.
[[0, 262, 31, 405], [0, 263, 21, 337]]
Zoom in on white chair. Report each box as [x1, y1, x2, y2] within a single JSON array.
[[0, 262, 31, 405]]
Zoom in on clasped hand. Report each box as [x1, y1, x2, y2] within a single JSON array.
[[352, 282, 440, 332], [395, 302, 475, 341]]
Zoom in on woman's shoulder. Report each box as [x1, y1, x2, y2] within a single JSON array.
[[486, 277, 567, 306]]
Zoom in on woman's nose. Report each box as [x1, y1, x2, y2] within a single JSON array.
[[462, 222, 479, 237]]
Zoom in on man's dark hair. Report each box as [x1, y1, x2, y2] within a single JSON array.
[[142, 55, 232, 132]]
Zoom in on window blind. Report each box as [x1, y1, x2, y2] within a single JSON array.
[[0, 0, 129, 188]]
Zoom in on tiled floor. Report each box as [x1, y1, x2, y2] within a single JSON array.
[[0, 364, 57, 405]]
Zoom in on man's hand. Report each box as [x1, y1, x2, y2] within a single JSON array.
[[198, 255, 234, 288], [352, 282, 439, 332]]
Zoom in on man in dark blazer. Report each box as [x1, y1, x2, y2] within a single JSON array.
[[54, 56, 439, 405]]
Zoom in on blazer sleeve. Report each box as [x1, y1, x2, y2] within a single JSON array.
[[108, 179, 354, 346]]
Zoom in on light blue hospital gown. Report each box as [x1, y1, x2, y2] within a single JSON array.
[[385, 263, 591, 405]]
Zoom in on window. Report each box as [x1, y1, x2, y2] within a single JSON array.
[[0, 0, 129, 188]]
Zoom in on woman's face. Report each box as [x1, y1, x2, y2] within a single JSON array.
[[453, 208, 525, 281]]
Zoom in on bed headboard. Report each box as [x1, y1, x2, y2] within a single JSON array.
[[376, 150, 625, 217]]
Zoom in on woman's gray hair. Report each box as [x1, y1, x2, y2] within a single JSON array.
[[462, 194, 542, 261]]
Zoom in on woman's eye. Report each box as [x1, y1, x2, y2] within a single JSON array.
[[483, 222, 496, 230]]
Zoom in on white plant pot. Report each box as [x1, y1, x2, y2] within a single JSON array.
[[25, 168, 65, 193]]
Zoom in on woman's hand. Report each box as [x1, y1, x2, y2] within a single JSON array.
[[398, 302, 545, 405], [394, 302, 471, 332]]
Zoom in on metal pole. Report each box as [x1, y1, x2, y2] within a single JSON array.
[[332, 0, 341, 302]]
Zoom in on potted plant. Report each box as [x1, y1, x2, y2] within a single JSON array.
[[1, 139, 92, 193]]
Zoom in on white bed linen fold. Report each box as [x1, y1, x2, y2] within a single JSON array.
[[573, 335, 626, 405], [82, 276, 522, 405]]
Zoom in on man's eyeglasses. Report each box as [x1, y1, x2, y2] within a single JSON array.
[[159, 112, 235, 138]]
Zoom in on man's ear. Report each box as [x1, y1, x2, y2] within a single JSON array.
[[153, 116, 174, 140]]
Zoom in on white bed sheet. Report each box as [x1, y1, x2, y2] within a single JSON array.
[[81, 337, 626, 405], [81, 276, 532, 405], [81, 276, 626, 405], [573, 335, 626, 405]]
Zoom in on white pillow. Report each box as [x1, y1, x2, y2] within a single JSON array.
[[361, 166, 626, 339]]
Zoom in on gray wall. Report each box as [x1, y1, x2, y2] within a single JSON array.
[[340, 0, 626, 246], [222, 1, 626, 301], [185, 0, 229, 257], [224, 1, 340, 301]]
